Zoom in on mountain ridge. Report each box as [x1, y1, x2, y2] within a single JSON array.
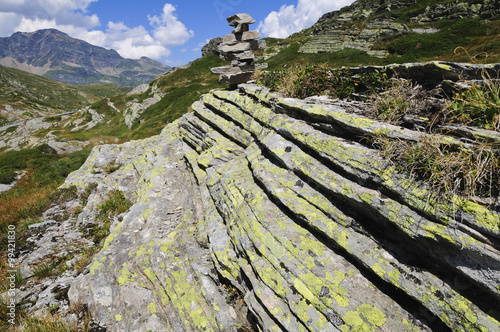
[[0, 29, 170, 86]]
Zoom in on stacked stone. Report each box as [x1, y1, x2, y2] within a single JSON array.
[[211, 14, 267, 87]]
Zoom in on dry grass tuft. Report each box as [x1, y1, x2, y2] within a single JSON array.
[[375, 135, 500, 198]]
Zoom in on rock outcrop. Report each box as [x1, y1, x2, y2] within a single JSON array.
[[16, 63, 500, 331], [202, 37, 223, 57], [298, 0, 500, 57], [410, 0, 500, 22], [211, 14, 267, 86]]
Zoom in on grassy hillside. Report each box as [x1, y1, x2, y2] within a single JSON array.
[[259, 15, 500, 68], [0, 65, 131, 119], [1, 1, 500, 328], [63, 54, 227, 142]]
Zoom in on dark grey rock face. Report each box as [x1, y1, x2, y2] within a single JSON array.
[[0, 29, 170, 86], [201, 37, 223, 57]]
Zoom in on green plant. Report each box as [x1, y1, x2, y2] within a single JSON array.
[[50, 185, 79, 204], [446, 77, 500, 130], [90, 190, 131, 244], [80, 183, 98, 206], [46, 304, 60, 314], [32, 261, 57, 280], [5, 126, 17, 133], [103, 161, 122, 174], [97, 190, 131, 222]]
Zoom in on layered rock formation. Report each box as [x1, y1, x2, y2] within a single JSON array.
[[211, 14, 267, 86], [16, 63, 500, 331], [299, 0, 500, 57]]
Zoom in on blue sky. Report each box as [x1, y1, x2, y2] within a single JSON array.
[[0, 0, 355, 66]]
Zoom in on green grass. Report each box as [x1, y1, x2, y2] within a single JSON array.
[[380, 19, 491, 62], [91, 190, 132, 244], [0, 146, 91, 185], [257, 63, 388, 99], [447, 76, 500, 129], [264, 43, 384, 71], [0, 66, 95, 112]]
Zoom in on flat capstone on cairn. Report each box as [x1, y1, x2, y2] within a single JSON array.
[[211, 13, 267, 89]]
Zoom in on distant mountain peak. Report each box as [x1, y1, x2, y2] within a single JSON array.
[[0, 28, 170, 86]]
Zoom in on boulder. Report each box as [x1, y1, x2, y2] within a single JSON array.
[[201, 37, 223, 57]]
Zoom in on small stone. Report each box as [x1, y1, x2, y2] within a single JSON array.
[[227, 13, 255, 26]]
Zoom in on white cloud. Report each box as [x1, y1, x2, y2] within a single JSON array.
[[0, 0, 100, 30], [259, 0, 353, 38], [148, 3, 194, 46], [100, 21, 171, 60], [0, 1, 193, 62]]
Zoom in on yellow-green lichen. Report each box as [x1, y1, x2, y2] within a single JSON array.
[[458, 199, 500, 232], [117, 263, 135, 286], [102, 223, 122, 251], [431, 61, 451, 71], [147, 302, 157, 314], [357, 303, 386, 327], [90, 256, 107, 276]]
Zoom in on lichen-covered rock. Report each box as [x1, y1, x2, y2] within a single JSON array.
[[22, 78, 500, 331]]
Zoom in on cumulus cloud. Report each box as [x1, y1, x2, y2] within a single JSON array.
[[259, 0, 353, 38], [101, 21, 171, 60], [0, 0, 100, 30], [149, 3, 194, 46], [0, 1, 192, 62]]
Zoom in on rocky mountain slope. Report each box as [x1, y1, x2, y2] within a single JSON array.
[[12, 61, 500, 331], [293, 0, 500, 61], [0, 29, 170, 86]]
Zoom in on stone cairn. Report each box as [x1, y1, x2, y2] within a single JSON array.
[[211, 14, 267, 88]]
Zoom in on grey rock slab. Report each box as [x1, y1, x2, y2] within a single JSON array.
[[227, 13, 256, 26], [222, 50, 256, 61], [223, 31, 261, 44], [219, 40, 266, 53]]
